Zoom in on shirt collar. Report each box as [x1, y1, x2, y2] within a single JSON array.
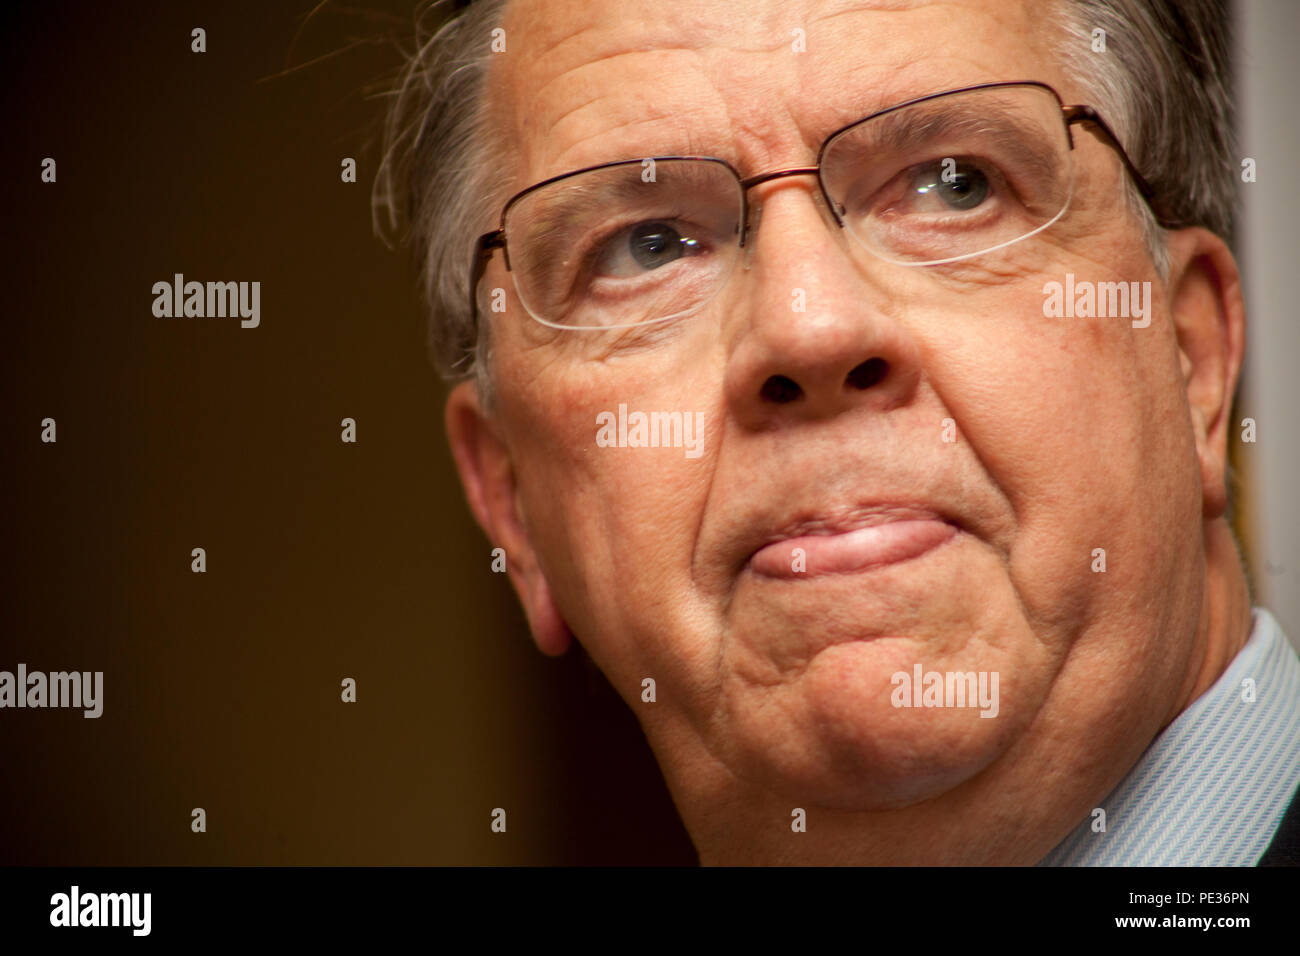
[[1039, 607, 1300, 866]]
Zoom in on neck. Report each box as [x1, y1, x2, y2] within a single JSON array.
[[1162, 518, 1253, 726]]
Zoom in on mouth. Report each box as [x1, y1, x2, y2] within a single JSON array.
[[747, 508, 959, 579]]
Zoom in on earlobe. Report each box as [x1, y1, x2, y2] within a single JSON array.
[[1164, 228, 1246, 520], [520, 573, 574, 656], [445, 382, 574, 656]]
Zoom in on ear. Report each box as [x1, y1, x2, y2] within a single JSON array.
[[444, 381, 573, 656], [1163, 228, 1246, 520]]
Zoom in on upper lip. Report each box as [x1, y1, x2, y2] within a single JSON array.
[[743, 503, 959, 565]]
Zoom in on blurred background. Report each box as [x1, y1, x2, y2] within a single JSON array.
[[0, 0, 1294, 865]]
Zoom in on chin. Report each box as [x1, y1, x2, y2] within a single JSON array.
[[718, 640, 1023, 811]]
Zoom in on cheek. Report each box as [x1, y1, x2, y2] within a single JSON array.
[[494, 320, 725, 663], [915, 263, 1197, 630]]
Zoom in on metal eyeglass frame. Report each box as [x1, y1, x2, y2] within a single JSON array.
[[468, 80, 1182, 331]]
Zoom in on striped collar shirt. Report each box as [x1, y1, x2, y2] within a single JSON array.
[[1039, 607, 1300, 866]]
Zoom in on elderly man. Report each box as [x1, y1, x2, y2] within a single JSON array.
[[376, 0, 1300, 865]]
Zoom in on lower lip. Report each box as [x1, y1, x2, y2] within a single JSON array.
[[749, 520, 958, 578]]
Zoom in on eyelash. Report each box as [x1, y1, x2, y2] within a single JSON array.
[[575, 210, 692, 264], [853, 156, 1011, 219]]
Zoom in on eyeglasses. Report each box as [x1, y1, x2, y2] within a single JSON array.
[[470, 81, 1176, 332]]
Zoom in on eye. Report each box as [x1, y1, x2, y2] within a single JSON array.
[[907, 160, 991, 211], [595, 220, 705, 277]]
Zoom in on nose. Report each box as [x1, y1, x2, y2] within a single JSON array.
[[723, 176, 923, 429]]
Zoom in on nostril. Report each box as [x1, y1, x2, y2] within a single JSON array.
[[760, 374, 802, 404], [846, 357, 887, 390]]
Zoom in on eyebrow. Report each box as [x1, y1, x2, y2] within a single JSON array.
[[528, 99, 1066, 204], [512, 160, 735, 244], [832, 105, 1064, 186]]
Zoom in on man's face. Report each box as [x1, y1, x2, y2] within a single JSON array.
[[473, 0, 1207, 815]]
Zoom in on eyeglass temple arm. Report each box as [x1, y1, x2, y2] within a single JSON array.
[[469, 231, 505, 330], [1062, 105, 1185, 229]]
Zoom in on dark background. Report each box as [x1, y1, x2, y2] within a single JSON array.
[[0, 0, 696, 865]]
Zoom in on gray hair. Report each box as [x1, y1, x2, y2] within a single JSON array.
[[372, 0, 508, 404], [373, 0, 1236, 393], [1054, 0, 1235, 277]]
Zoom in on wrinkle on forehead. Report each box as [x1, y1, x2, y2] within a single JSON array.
[[488, 0, 1046, 188]]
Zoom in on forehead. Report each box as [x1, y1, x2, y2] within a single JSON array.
[[488, 0, 1061, 185]]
